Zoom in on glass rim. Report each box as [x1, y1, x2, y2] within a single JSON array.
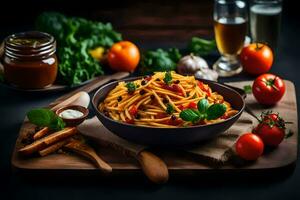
[[215, 0, 246, 4], [251, 0, 282, 4]]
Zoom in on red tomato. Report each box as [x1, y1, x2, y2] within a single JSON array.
[[252, 74, 285, 105], [108, 41, 140, 72], [187, 102, 197, 109], [125, 118, 134, 124], [236, 133, 264, 161], [178, 105, 185, 110], [167, 118, 183, 126], [264, 113, 279, 122], [162, 84, 184, 96], [129, 105, 138, 117], [220, 113, 229, 120], [156, 113, 168, 119], [254, 123, 285, 147], [144, 76, 152, 82], [240, 43, 273, 75], [197, 81, 211, 97]]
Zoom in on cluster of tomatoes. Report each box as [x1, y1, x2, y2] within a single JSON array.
[[236, 111, 287, 161], [237, 43, 289, 161], [241, 43, 286, 105]]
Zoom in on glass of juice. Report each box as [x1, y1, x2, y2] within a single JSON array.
[[213, 0, 248, 77], [250, 0, 282, 53]]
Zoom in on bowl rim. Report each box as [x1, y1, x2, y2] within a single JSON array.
[[92, 76, 245, 130], [55, 105, 89, 121]]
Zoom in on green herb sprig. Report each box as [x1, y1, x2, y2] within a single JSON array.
[[126, 82, 136, 94], [179, 99, 227, 123], [27, 108, 65, 131], [140, 48, 182, 75], [188, 37, 216, 56], [243, 85, 252, 94], [163, 71, 172, 85], [166, 103, 175, 115]]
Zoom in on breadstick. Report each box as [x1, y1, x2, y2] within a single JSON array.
[[33, 127, 50, 140], [19, 127, 77, 155], [38, 139, 70, 157]]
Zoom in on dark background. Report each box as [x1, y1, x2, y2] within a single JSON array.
[[1, 0, 299, 199]]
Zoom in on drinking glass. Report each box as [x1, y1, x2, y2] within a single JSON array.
[[250, 0, 282, 52], [213, 0, 248, 77]]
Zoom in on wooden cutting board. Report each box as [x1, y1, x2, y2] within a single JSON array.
[[11, 80, 298, 175]]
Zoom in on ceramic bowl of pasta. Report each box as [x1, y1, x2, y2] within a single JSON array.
[[92, 71, 245, 146]]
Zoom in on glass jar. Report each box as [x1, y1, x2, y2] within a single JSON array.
[[3, 31, 58, 89]]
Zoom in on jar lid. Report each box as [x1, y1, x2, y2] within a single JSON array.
[[4, 31, 56, 59]]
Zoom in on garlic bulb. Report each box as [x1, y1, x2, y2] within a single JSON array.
[[71, 91, 90, 108], [194, 69, 218, 81], [177, 54, 208, 75]]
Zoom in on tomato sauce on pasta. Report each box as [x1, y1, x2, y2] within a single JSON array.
[[98, 72, 238, 128]]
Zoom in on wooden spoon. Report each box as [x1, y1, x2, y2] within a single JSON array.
[[64, 139, 112, 173]]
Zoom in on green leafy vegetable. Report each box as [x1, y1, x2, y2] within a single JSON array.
[[180, 109, 202, 123], [140, 48, 182, 75], [206, 104, 227, 120], [163, 71, 172, 85], [35, 12, 122, 86], [179, 99, 227, 123], [126, 82, 136, 94], [243, 85, 252, 94], [166, 103, 175, 115], [27, 108, 65, 131], [197, 98, 209, 113], [188, 37, 216, 56]]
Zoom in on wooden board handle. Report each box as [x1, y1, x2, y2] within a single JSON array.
[[137, 151, 169, 184]]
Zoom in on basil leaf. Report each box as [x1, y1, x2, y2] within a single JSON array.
[[180, 109, 200, 122], [49, 117, 66, 131], [27, 108, 65, 130], [27, 109, 55, 127], [166, 103, 175, 115], [206, 104, 227, 120], [163, 71, 172, 85], [197, 98, 209, 113]]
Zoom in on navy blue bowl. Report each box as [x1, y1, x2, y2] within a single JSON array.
[[92, 77, 245, 146]]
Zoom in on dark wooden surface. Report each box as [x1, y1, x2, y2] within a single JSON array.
[[0, 0, 214, 48], [10, 81, 298, 175], [1, 0, 300, 199]]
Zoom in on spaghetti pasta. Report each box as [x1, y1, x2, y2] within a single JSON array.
[[99, 71, 238, 128]]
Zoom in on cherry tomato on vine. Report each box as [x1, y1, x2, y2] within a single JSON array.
[[253, 111, 286, 147], [263, 113, 279, 122], [254, 123, 285, 147]]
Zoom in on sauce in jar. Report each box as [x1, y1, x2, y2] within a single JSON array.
[[3, 31, 58, 89]]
